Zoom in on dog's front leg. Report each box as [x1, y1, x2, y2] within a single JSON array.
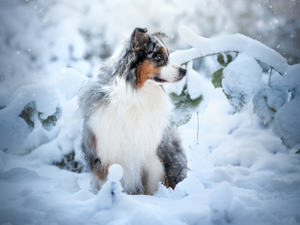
[[143, 156, 165, 195], [157, 127, 188, 189]]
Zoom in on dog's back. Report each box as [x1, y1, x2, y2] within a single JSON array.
[[79, 28, 187, 195]]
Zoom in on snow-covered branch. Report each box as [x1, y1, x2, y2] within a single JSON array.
[[170, 25, 300, 151], [173, 26, 288, 74]]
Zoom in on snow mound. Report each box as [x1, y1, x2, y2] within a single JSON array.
[[95, 165, 124, 210], [222, 54, 262, 111], [55, 68, 87, 101], [253, 72, 288, 124], [175, 174, 205, 196], [209, 182, 233, 221], [0, 84, 60, 153], [186, 61, 204, 100], [273, 96, 300, 149], [108, 164, 124, 182]]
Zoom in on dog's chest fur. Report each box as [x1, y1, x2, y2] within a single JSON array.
[[88, 77, 172, 191]]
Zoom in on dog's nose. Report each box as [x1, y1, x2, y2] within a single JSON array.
[[179, 67, 187, 76]]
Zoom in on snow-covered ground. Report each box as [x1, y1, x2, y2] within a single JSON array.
[[1, 1, 300, 224], [1, 80, 300, 225]]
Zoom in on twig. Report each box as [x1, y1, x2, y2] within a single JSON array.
[[181, 51, 283, 76], [268, 67, 273, 88], [197, 111, 199, 145], [180, 51, 238, 66]]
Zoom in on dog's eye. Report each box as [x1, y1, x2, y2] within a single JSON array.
[[154, 53, 162, 61]]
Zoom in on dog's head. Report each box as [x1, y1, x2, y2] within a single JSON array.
[[130, 28, 187, 88]]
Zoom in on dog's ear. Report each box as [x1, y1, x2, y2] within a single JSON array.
[[131, 27, 149, 52], [153, 32, 168, 39]]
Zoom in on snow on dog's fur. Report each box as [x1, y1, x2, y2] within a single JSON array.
[[78, 28, 187, 195]]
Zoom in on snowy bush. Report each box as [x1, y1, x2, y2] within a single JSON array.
[[0, 68, 86, 173], [0, 84, 61, 153], [169, 25, 300, 152], [222, 54, 262, 112], [253, 71, 289, 124]]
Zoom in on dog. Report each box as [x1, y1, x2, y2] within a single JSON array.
[[78, 28, 187, 195]]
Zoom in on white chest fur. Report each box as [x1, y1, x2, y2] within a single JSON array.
[[88, 77, 172, 193]]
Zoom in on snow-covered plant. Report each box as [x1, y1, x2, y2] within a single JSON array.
[[167, 61, 207, 127], [169, 83, 202, 127], [0, 68, 86, 160], [0, 84, 62, 153], [170, 26, 300, 152], [19, 101, 62, 132]]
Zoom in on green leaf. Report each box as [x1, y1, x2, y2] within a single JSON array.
[[169, 84, 202, 126], [18, 101, 37, 131], [38, 107, 62, 131], [19, 101, 62, 132], [53, 151, 85, 173], [217, 54, 233, 67], [222, 90, 246, 113], [212, 68, 223, 88]]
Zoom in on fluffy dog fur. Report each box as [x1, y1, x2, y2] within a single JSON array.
[[78, 28, 187, 195]]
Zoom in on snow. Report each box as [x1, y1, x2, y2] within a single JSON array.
[[178, 25, 288, 74], [175, 173, 205, 196], [273, 95, 300, 149], [174, 24, 300, 150], [55, 68, 87, 101], [186, 61, 205, 100], [107, 164, 124, 182], [0, 84, 60, 153], [2, 74, 300, 224], [0, 67, 86, 155], [209, 182, 232, 221], [284, 64, 300, 94], [222, 54, 262, 111], [171, 48, 200, 65], [1, 1, 300, 224], [253, 72, 289, 124]]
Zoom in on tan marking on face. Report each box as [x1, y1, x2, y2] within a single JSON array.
[[136, 59, 162, 88], [160, 46, 169, 56]]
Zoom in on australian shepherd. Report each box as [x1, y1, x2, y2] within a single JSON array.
[[78, 28, 187, 195]]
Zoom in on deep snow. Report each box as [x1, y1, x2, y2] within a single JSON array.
[[1, 69, 300, 224], [1, 1, 300, 225]]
